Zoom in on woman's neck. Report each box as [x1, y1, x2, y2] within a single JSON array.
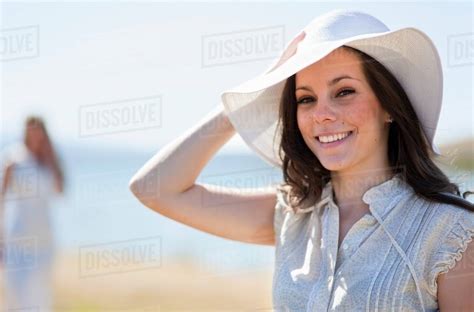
[[330, 167, 395, 218]]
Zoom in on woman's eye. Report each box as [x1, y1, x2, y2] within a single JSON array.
[[337, 88, 355, 97], [296, 89, 353, 104], [296, 96, 314, 104]]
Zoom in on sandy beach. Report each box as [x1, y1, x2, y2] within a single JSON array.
[[0, 252, 274, 311]]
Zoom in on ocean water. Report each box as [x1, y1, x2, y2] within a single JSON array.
[[49, 145, 282, 273], [2, 142, 473, 274]]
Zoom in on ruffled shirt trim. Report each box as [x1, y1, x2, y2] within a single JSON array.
[[429, 211, 474, 294], [280, 172, 411, 217]]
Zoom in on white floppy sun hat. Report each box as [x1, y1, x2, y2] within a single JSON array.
[[220, 9, 443, 168]]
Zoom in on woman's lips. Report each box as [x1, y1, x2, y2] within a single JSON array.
[[315, 131, 353, 149]]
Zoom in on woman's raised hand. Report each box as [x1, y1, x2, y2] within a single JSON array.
[[269, 31, 306, 73]]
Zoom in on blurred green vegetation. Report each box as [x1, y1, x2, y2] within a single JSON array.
[[437, 137, 473, 172]]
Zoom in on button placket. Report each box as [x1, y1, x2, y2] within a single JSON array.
[[340, 214, 374, 253], [335, 219, 374, 274], [315, 174, 408, 311], [307, 201, 339, 312]]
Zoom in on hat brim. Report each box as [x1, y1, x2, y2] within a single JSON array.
[[221, 27, 443, 168]]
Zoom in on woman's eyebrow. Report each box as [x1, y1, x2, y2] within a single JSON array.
[[295, 75, 360, 92]]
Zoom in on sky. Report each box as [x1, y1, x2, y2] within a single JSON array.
[[1, 1, 472, 154]]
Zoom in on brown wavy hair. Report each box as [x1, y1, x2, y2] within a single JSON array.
[[24, 116, 65, 193], [276, 46, 474, 213]]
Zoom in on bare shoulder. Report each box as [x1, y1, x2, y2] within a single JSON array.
[[437, 238, 474, 311], [431, 200, 474, 310]]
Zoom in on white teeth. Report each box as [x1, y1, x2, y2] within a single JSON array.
[[318, 131, 351, 143]]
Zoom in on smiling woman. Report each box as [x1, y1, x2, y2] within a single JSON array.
[[129, 8, 474, 312], [220, 9, 474, 311], [280, 44, 474, 212], [295, 48, 391, 179]]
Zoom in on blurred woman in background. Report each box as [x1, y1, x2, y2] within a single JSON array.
[[1, 115, 64, 311]]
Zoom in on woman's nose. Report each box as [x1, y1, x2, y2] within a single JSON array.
[[311, 98, 337, 124]]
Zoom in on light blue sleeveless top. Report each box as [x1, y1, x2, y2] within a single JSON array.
[[273, 173, 474, 311]]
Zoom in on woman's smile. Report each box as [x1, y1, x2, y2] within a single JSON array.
[[316, 130, 354, 149]]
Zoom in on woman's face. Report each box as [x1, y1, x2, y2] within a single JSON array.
[[25, 124, 46, 153], [296, 47, 391, 173]]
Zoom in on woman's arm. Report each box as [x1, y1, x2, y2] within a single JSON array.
[[130, 104, 236, 197], [0, 163, 14, 258], [437, 239, 474, 311], [1, 163, 13, 199], [129, 104, 277, 245]]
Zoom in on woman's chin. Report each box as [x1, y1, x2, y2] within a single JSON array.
[[318, 156, 351, 172]]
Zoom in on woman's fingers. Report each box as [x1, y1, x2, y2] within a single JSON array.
[[269, 31, 306, 72]]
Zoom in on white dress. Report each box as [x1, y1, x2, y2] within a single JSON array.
[[1, 142, 57, 311]]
